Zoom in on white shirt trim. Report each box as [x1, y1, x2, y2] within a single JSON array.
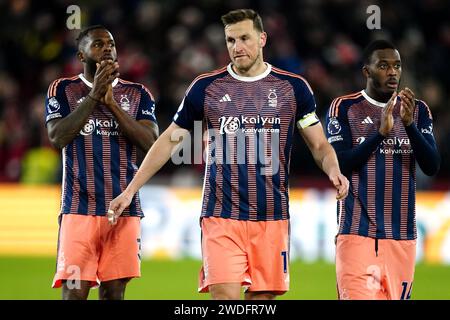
[[361, 90, 387, 108], [227, 63, 272, 82], [78, 73, 119, 88]]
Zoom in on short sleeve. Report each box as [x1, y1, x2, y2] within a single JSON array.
[[44, 79, 70, 125], [294, 78, 319, 130], [172, 81, 205, 130], [325, 98, 352, 152]]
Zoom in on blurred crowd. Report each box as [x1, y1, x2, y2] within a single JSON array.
[[0, 0, 449, 189]]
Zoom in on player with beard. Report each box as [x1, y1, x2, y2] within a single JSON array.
[[326, 40, 440, 299], [45, 25, 158, 300], [108, 9, 348, 300]]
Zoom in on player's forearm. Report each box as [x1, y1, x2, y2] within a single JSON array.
[[47, 96, 98, 148], [335, 133, 385, 176], [316, 143, 342, 178], [122, 124, 185, 197], [107, 102, 158, 151], [405, 123, 440, 176]]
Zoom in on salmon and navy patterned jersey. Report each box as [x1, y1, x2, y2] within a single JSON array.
[[326, 90, 438, 240], [45, 74, 157, 217], [173, 63, 319, 221]]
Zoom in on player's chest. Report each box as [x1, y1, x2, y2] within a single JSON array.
[[348, 105, 412, 152], [70, 87, 139, 116], [70, 87, 138, 137], [203, 82, 296, 120]]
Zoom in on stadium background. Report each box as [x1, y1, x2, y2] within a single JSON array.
[[0, 0, 449, 299]]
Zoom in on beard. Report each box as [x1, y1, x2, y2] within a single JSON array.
[[85, 55, 117, 68], [372, 77, 398, 100], [233, 51, 260, 73], [84, 55, 118, 77], [84, 56, 98, 70], [82, 56, 98, 78]]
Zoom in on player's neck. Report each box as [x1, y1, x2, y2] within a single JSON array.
[[364, 86, 391, 103]]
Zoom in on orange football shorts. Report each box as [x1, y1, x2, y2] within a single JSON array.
[[52, 214, 141, 288], [336, 234, 416, 300], [198, 216, 290, 294]]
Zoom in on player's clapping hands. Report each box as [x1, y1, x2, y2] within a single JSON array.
[[103, 83, 115, 106], [379, 91, 397, 136], [399, 87, 415, 126], [90, 60, 120, 102]]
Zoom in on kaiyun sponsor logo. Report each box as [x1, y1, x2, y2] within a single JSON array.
[[218, 115, 281, 134]]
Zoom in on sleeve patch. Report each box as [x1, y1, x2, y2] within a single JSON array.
[[47, 97, 61, 113], [327, 117, 342, 135], [328, 135, 343, 143]]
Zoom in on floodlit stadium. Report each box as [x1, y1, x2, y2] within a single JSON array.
[[0, 0, 449, 300]]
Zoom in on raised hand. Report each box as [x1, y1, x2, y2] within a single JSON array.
[[399, 87, 415, 126], [379, 91, 397, 137], [90, 60, 119, 102], [102, 83, 116, 106]]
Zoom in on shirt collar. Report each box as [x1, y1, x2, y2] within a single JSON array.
[[361, 90, 388, 108], [79, 73, 119, 88], [227, 62, 272, 82]]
